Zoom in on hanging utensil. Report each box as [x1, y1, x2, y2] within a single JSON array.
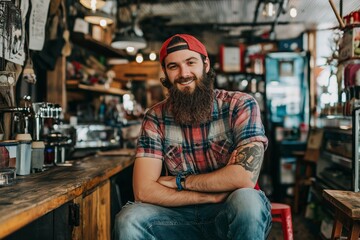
[[23, 57, 36, 84], [61, 0, 71, 57]]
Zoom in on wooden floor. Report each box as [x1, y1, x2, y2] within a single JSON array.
[[268, 212, 319, 240]]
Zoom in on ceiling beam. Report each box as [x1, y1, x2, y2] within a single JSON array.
[[163, 21, 301, 29]]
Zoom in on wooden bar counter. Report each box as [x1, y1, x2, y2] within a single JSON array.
[[0, 152, 135, 239], [323, 190, 360, 239]]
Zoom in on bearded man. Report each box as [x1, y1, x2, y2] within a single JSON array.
[[114, 34, 272, 240]]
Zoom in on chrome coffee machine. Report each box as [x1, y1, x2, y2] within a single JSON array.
[[32, 102, 74, 164], [0, 95, 33, 140], [32, 102, 62, 141]]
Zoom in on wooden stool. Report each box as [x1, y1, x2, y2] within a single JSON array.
[[323, 190, 360, 240], [293, 150, 318, 214], [271, 202, 294, 240]]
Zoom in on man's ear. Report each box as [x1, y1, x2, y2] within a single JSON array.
[[204, 57, 210, 73]]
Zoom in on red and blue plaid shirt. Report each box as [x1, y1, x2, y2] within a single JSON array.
[[136, 89, 268, 180]]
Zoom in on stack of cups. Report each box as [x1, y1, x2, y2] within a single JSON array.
[[15, 134, 32, 175]]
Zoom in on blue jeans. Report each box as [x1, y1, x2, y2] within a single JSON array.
[[114, 188, 272, 240]]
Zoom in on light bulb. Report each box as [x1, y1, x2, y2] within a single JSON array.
[[136, 53, 143, 63], [99, 19, 107, 27], [263, 2, 275, 17], [149, 51, 157, 61], [91, 0, 97, 11], [289, 7, 297, 18], [126, 46, 135, 53], [123, 94, 130, 101]]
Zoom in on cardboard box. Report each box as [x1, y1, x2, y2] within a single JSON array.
[[92, 25, 113, 45], [339, 27, 360, 61]]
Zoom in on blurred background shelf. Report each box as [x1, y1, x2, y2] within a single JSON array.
[[66, 80, 129, 96], [70, 32, 127, 58]]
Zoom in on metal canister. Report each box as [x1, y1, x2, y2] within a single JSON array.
[[16, 140, 32, 175], [31, 141, 45, 173]]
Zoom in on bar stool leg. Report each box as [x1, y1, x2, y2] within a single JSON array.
[[281, 207, 293, 240], [331, 219, 342, 240], [348, 222, 360, 240]]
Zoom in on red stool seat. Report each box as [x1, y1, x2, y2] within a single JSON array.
[[271, 203, 293, 240]]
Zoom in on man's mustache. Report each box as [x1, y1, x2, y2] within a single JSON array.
[[174, 76, 196, 84]]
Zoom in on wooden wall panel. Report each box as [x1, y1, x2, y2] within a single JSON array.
[[97, 180, 111, 240], [82, 188, 98, 240], [47, 56, 67, 112], [82, 180, 110, 240], [72, 196, 83, 240]]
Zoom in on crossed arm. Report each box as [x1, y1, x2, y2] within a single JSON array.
[[133, 141, 264, 207]]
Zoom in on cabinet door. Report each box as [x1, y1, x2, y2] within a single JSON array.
[[72, 195, 83, 240], [82, 180, 111, 240]]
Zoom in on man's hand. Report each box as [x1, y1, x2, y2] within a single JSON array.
[[157, 176, 177, 189]]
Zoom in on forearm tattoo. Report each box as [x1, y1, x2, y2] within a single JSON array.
[[234, 143, 264, 184]]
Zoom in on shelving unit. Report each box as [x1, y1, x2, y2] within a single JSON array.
[[65, 32, 132, 123], [70, 32, 127, 58], [66, 80, 130, 96]]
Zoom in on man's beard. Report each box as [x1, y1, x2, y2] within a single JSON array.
[[168, 69, 214, 125]]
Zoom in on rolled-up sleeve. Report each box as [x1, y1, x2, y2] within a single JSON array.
[[136, 110, 164, 160], [231, 94, 268, 149]]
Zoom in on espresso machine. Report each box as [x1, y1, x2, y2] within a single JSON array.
[[0, 95, 33, 139], [32, 102, 75, 165], [32, 102, 62, 141]]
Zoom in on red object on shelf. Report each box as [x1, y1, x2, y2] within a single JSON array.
[[271, 202, 294, 240]]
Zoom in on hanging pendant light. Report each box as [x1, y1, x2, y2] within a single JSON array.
[[80, 0, 114, 27], [289, 6, 297, 18], [263, 2, 276, 18], [111, 4, 147, 51], [111, 33, 146, 50], [149, 51, 157, 61], [135, 52, 144, 63], [80, 0, 106, 10], [84, 10, 114, 26]]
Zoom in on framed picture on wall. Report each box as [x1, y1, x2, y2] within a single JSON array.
[[219, 44, 245, 72], [279, 60, 294, 77]]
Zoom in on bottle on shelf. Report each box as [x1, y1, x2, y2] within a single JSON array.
[[98, 96, 107, 123]]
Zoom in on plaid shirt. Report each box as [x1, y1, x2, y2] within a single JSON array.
[[136, 89, 268, 176]]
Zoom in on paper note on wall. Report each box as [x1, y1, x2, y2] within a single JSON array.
[[0, 2, 27, 65], [29, 0, 50, 51]]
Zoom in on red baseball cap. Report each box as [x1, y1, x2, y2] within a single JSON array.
[[159, 34, 208, 63]]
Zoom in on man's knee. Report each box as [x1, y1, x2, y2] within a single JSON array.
[[114, 202, 153, 238], [226, 188, 270, 221]]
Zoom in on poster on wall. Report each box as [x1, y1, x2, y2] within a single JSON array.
[[0, 2, 26, 65], [219, 45, 245, 72], [29, 0, 50, 51]]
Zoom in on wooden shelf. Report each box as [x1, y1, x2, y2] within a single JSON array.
[[70, 32, 127, 58], [67, 80, 129, 96]]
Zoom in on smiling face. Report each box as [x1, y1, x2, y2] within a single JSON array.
[[161, 46, 215, 125], [163, 45, 210, 93]]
